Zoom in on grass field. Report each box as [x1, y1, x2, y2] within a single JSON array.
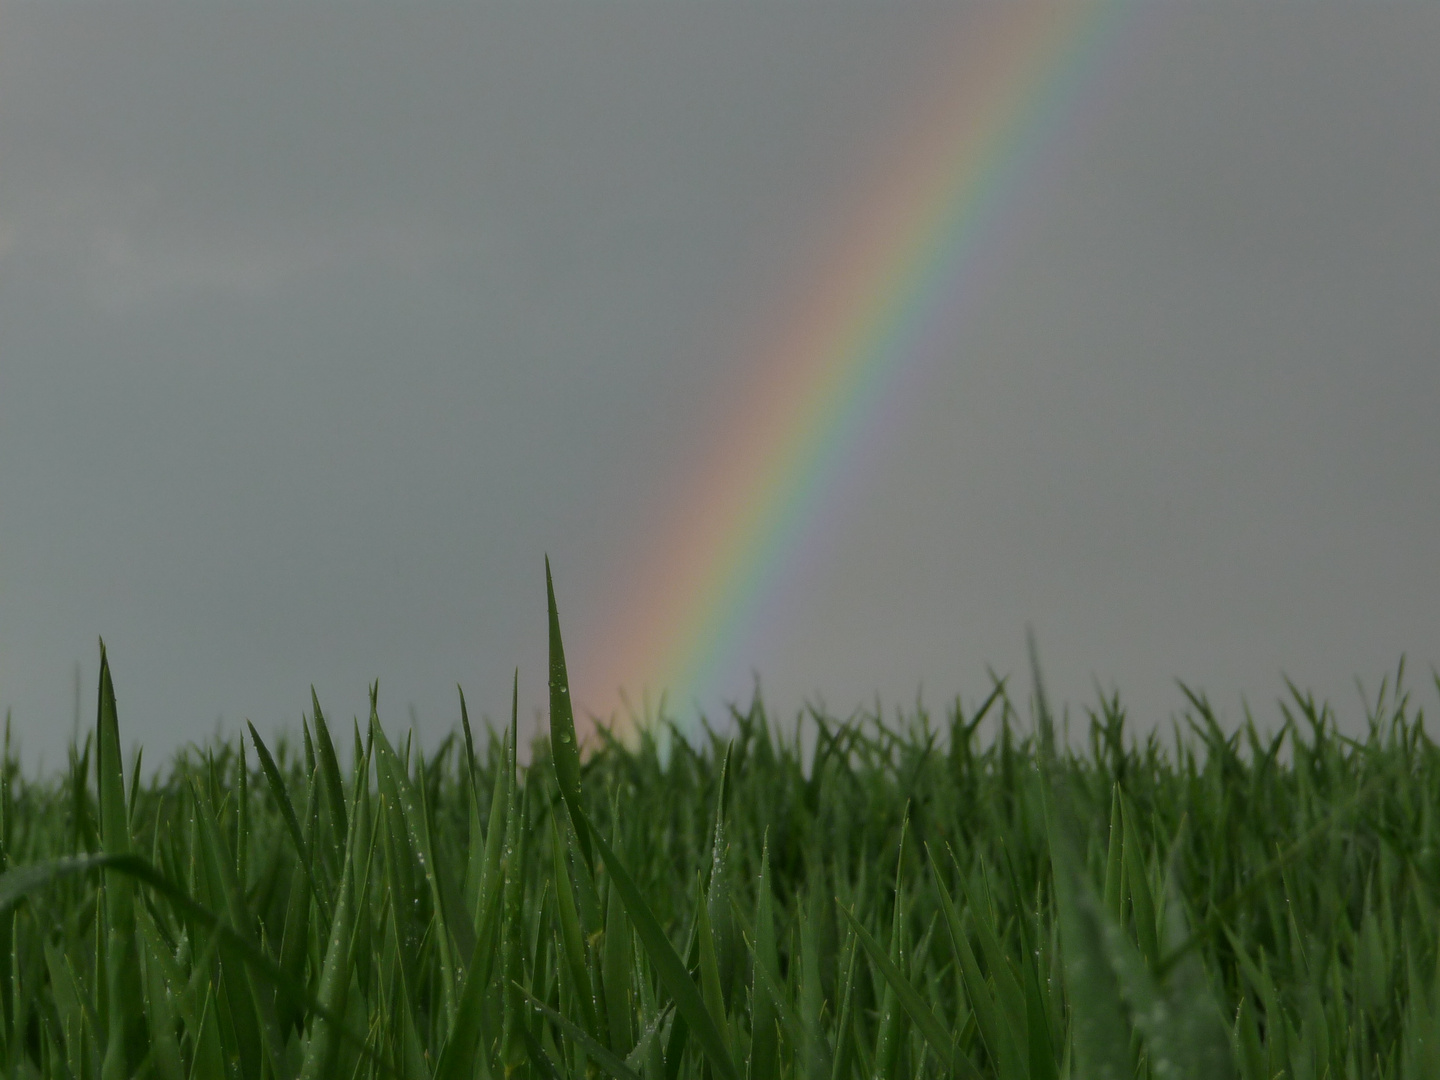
[[2, 574, 1437, 1078]]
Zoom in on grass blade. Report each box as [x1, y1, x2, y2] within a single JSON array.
[[602, 798, 637, 1057], [826, 924, 859, 1080], [310, 688, 349, 856], [868, 818, 909, 1080], [551, 814, 600, 1037], [299, 781, 360, 1079], [520, 983, 645, 1080], [747, 837, 778, 1080], [837, 906, 983, 1080], [547, 557, 593, 873], [434, 848, 508, 1080], [95, 643, 145, 1080], [1030, 638, 1134, 1080], [695, 875, 731, 1059], [1119, 789, 1160, 969], [0, 852, 393, 1075], [372, 713, 460, 1021], [575, 804, 740, 1080], [926, 842, 1022, 1079], [249, 720, 332, 926]]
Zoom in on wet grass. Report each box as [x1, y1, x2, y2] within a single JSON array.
[[1, 567, 1437, 1078]]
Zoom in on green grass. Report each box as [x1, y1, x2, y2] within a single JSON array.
[[1, 574, 1437, 1078]]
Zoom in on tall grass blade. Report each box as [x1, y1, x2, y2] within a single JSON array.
[[0, 851, 389, 1072], [135, 906, 186, 1080], [551, 814, 600, 1037], [695, 875, 731, 1059], [517, 999, 569, 1080], [189, 775, 290, 1079], [311, 689, 349, 864], [747, 837, 778, 1080], [603, 801, 637, 1057], [825, 924, 859, 1080], [433, 848, 508, 1080], [868, 817, 909, 1080], [547, 557, 593, 873], [745, 933, 799, 1050], [838, 904, 983, 1080], [522, 984, 646, 1080], [249, 720, 332, 925], [372, 713, 461, 1021], [926, 842, 1020, 1078], [1030, 639, 1133, 1080], [797, 885, 829, 1080], [299, 774, 362, 1080], [576, 805, 740, 1080], [95, 643, 146, 1080], [1118, 789, 1160, 969], [1102, 784, 1124, 923], [706, 745, 739, 1010]]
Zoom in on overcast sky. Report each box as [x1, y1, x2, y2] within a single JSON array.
[[2, 2, 1437, 770]]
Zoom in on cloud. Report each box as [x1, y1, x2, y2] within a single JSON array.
[[3, 189, 457, 311]]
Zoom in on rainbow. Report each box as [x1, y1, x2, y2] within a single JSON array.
[[580, 1, 1134, 738]]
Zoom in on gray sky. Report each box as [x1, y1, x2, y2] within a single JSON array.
[[2, 2, 1437, 771]]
